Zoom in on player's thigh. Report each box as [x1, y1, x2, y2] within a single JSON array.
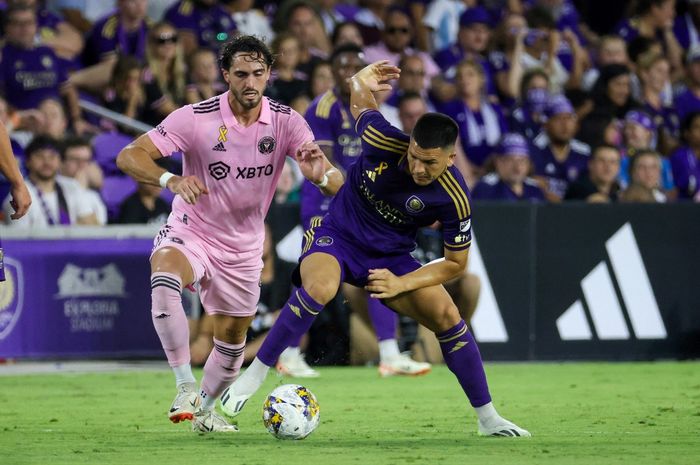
[[298, 252, 342, 304], [385, 285, 461, 333], [341, 283, 370, 325], [210, 313, 256, 345], [150, 246, 195, 286]]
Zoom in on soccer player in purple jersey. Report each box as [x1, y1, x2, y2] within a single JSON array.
[[283, 44, 430, 378], [117, 35, 342, 433], [221, 61, 530, 438], [0, 120, 31, 281]]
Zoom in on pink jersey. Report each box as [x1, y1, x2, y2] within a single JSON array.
[[148, 93, 313, 253]]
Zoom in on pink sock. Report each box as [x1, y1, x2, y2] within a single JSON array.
[[151, 272, 190, 367], [200, 338, 245, 405]]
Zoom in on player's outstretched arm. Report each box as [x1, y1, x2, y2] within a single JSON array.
[[0, 121, 31, 220], [349, 61, 401, 120], [296, 141, 344, 196], [117, 134, 208, 205], [366, 248, 469, 299]]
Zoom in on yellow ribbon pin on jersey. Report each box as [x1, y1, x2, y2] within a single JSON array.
[[218, 126, 228, 143]]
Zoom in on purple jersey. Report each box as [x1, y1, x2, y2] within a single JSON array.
[[300, 90, 362, 227], [83, 14, 149, 66], [673, 89, 700, 124], [643, 102, 680, 140], [673, 13, 698, 50], [437, 99, 507, 167], [0, 43, 68, 109], [164, 0, 236, 52], [530, 132, 591, 198], [324, 109, 473, 256], [433, 45, 497, 97], [670, 146, 700, 199], [472, 174, 545, 202]]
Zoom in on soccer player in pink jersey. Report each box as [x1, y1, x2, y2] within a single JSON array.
[[116, 36, 342, 433]]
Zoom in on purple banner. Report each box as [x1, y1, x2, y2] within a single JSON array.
[[0, 238, 162, 358]]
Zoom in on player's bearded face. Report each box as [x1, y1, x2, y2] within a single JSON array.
[[407, 141, 455, 186], [225, 53, 270, 110]]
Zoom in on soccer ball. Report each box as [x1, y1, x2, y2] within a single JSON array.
[[262, 384, 320, 440]]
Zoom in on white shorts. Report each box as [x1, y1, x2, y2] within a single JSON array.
[[151, 220, 263, 317]]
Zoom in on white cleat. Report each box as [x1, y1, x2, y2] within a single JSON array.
[[168, 382, 200, 423], [192, 409, 239, 433], [220, 386, 252, 418], [477, 418, 531, 438], [378, 353, 431, 377], [276, 350, 320, 378]]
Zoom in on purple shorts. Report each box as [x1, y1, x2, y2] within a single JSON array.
[[295, 222, 421, 288], [0, 240, 4, 282]]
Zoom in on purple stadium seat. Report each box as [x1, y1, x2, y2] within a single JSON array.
[[101, 175, 138, 221], [92, 132, 134, 175]]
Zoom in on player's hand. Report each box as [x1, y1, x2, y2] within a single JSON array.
[[365, 268, 406, 299], [352, 61, 401, 93], [167, 175, 209, 205], [9, 180, 31, 220], [296, 141, 326, 184]]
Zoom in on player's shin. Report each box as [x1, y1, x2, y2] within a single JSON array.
[[151, 272, 194, 385], [200, 338, 245, 411], [256, 287, 324, 367], [437, 320, 492, 408]]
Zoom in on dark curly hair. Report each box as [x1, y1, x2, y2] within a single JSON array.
[[218, 35, 274, 71]]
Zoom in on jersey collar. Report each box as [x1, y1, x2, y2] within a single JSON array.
[[219, 91, 272, 128]]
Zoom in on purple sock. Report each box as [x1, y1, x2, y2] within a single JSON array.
[[367, 297, 398, 341], [437, 320, 492, 407], [256, 287, 324, 366]]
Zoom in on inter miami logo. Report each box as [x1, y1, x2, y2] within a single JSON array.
[[258, 136, 276, 154], [208, 161, 230, 180], [405, 195, 425, 213]]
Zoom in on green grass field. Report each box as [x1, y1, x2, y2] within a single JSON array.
[[0, 362, 698, 465]]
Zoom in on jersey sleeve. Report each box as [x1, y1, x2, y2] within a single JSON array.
[[304, 101, 335, 147], [437, 169, 473, 252], [147, 105, 195, 157], [285, 110, 315, 157], [354, 109, 409, 158]]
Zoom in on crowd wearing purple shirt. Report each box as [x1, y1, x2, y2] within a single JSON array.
[[2, 0, 700, 222]]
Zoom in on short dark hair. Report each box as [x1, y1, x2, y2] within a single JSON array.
[[218, 35, 274, 70], [331, 21, 360, 47], [525, 6, 556, 30], [330, 43, 363, 64], [591, 143, 621, 160], [25, 135, 60, 159], [411, 113, 459, 149], [61, 136, 92, 158], [398, 91, 423, 107], [681, 111, 700, 139]]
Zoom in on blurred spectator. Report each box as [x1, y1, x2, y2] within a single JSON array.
[[101, 55, 150, 132], [82, 0, 149, 67], [60, 137, 107, 224], [398, 91, 427, 134], [353, 0, 392, 45], [621, 149, 667, 202], [578, 112, 623, 150], [308, 60, 334, 99], [5, 0, 84, 61], [508, 68, 549, 139], [46, 0, 116, 33], [143, 21, 186, 117], [331, 20, 364, 47], [279, 1, 331, 79], [614, 0, 682, 77], [531, 94, 591, 201], [267, 33, 308, 105], [472, 132, 546, 202], [564, 144, 621, 202], [164, 0, 236, 55], [0, 5, 86, 134], [2, 135, 98, 226], [364, 8, 440, 90], [386, 55, 434, 110], [670, 111, 700, 200], [185, 49, 226, 104], [438, 59, 507, 171], [0, 97, 29, 162], [117, 182, 171, 224], [673, 0, 700, 51], [421, 0, 470, 52], [589, 63, 636, 119], [433, 7, 496, 99], [312, 0, 358, 35], [488, 12, 528, 100], [37, 98, 69, 141], [582, 35, 629, 91], [222, 0, 274, 42], [637, 52, 679, 154], [674, 47, 700, 125]]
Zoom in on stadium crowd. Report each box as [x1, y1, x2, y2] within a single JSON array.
[[2, 0, 700, 228]]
